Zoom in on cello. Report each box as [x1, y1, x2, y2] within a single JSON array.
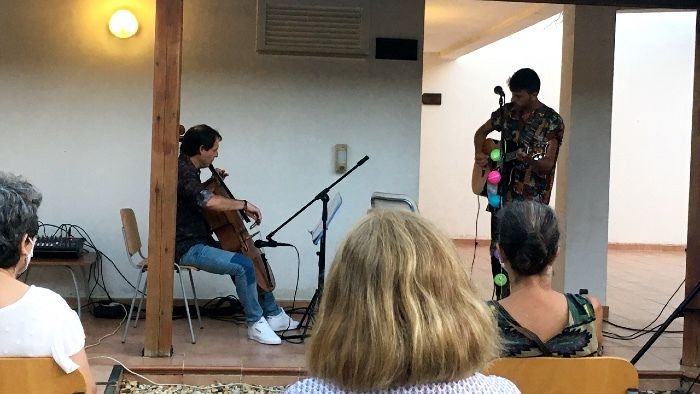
[[201, 165, 276, 292]]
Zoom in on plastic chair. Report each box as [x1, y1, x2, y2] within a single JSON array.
[[0, 357, 87, 394], [119, 208, 202, 344], [482, 356, 639, 394]]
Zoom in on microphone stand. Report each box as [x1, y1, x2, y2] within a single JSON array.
[[631, 281, 700, 365], [263, 155, 370, 341], [496, 91, 509, 205], [491, 88, 509, 300]]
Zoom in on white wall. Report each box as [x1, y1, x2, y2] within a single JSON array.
[[420, 11, 695, 246], [1, 0, 425, 300], [608, 12, 695, 244]]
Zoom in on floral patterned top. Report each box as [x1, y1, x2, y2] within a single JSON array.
[[284, 373, 520, 393], [490, 103, 564, 204], [487, 293, 599, 358]]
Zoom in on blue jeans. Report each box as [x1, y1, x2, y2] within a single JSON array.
[[180, 244, 282, 324]]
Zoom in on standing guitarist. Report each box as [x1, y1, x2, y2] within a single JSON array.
[[473, 68, 565, 299]]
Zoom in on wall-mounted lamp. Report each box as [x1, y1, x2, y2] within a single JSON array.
[[109, 9, 139, 39]]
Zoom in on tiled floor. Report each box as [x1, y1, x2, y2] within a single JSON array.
[[84, 245, 690, 387], [604, 249, 687, 372]]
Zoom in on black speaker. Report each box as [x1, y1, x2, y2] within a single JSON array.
[[375, 38, 418, 61], [93, 301, 127, 319]]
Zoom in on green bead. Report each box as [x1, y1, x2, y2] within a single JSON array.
[[490, 148, 502, 161], [494, 273, 508, 286]]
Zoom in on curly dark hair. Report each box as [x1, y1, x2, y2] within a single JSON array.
[[497, 201, 559, 276], [0, 172, 42, 269]]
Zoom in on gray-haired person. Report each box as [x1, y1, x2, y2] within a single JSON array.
[[0, 172, 96, 393]]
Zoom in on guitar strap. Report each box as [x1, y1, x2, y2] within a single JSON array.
[[499, 113, 528, 199], [522, 117, 547, 187]]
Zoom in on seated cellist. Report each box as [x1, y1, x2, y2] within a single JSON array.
[[177, 124, 298, 345]]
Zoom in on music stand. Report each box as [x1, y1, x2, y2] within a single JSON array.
[[310, 193, 343, 245], [263, 156, 369, 341]]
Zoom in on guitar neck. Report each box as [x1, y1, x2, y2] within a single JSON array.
[[500, 145, 545, 164]]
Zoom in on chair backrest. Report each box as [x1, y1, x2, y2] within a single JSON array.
[[482, 356, 638, 394], [120, 208, 142, 257], [0, 357, 87, 394], [370, 192, 418, 212]]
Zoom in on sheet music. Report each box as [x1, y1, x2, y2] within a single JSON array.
[[310, 193, 342, 245]]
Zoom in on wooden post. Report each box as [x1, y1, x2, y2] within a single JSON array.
[[682, 11, 700, 368], [144, 0, 183, 357]]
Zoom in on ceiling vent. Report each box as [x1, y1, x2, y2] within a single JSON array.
[[257, 1, 369, 58]]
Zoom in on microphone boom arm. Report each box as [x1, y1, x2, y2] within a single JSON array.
[[264, 155, 370, 243]]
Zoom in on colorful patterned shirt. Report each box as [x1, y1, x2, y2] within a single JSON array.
[[490, 103, 564, 204], [175, 154, 218, 261], [284, 374, 520, 393], [487, 293, 600, 358]]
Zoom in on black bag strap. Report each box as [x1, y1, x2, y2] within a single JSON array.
[[490, 300, 553, 356], [510, 324, 552, 356]]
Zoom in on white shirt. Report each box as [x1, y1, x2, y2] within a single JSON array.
[[0, 285, 85, 373], [285, 373, 521, 393]]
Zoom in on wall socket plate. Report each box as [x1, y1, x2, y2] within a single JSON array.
[[335, 144, 348, 173]]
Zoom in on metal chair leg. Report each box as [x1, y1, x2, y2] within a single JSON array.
[[134, 275, 147, 328], [122, 269, 144, 343], [176, 265, 196, 344], [187, 269, 203, 329]]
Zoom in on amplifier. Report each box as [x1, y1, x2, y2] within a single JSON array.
[[34, 236, 85, 259]]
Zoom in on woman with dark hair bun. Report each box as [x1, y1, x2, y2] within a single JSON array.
[[488, 201, 603, 357]]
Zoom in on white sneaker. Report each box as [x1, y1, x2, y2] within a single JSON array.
[[247, 317, 281, 345], [266, 310, 300, 331]]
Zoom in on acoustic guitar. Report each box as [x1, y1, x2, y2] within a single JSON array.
[[471, 138, 547, 196]]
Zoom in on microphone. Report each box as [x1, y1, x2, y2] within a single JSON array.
[[254, 239, 292, 248], [494, 85, 505, 97]]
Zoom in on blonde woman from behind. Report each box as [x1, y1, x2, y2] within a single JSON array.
[[286, 210, 519, 393]]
